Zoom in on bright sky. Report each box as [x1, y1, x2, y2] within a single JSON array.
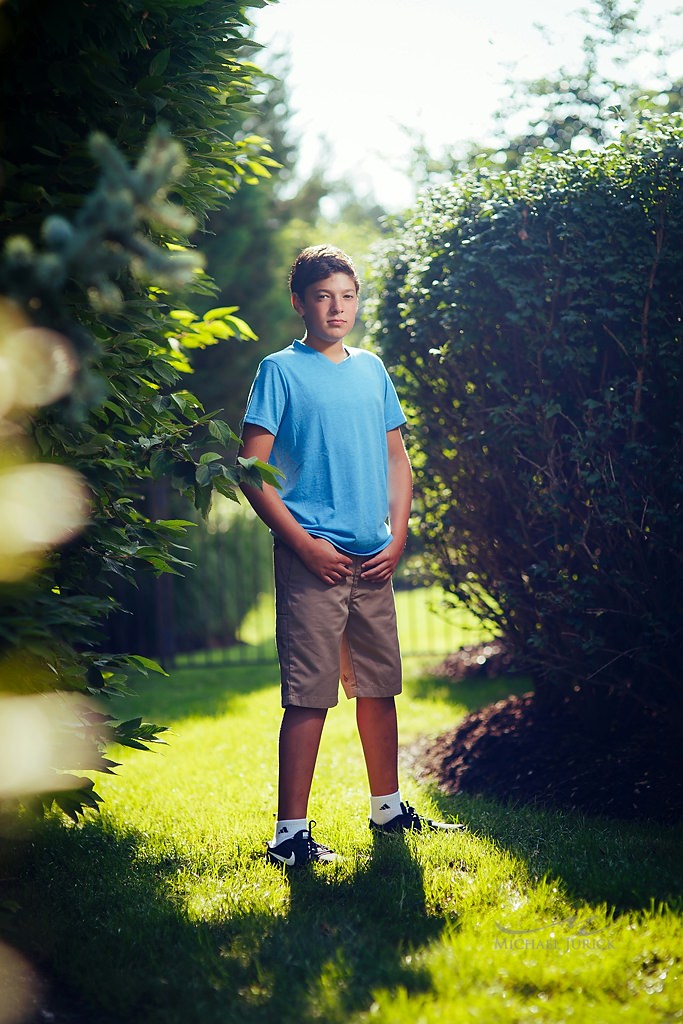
[[252, 0, 683, 211]]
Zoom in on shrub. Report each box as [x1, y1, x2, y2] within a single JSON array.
[[367, 118, 683, 711], [0, 0, 280, 818]]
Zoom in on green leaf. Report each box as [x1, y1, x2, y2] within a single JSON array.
[[117, 717, 143, 733], [126, 654, 169, 676], [154, 519, 195, 532], [199, 451, 222, 464], [149, 450, 179, 478], [213, 477, 239, 501], [136, 75, 165, 96], [194, 482, 213, 517], [208, 419, 239, 445], [224, 313, 258, 340], [133, 24, 149, 48], [169, 309, 199, 324], [203, 306, 239, 319], [238, 456, 284, 489], [195, 462, 212, 487], [149, 47, 171, 77]]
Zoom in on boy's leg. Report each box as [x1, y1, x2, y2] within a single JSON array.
[[273, 541, 344, 820], [341, 573, 403, 825], [277, 705, 327, 819], [268, 705, 339, 867], [267, 542, 348, 865], [356, 695, 399, 796], [348, 590, 465, 834], [358, 694, 466, 832]]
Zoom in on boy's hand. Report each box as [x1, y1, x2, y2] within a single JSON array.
[[299, 536, 353, 586], [360, 538, 405, 582]]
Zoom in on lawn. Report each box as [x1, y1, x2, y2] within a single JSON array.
[[1, 659, 682, 1023]]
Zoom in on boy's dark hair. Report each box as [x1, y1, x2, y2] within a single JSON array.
[[289, 245, 360, 299]]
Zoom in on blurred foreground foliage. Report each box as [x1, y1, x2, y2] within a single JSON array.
[[0, 0, 279, 819], [368, 117, 683, 714]]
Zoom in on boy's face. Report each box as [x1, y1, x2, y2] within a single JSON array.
[[292, 272, 359, 351]]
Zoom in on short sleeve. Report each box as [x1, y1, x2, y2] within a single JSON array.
[[243, 359, 289, 436], [383, 367, 407, 432]]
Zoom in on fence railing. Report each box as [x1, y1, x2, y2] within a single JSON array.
[[107, 496, 488, 669]]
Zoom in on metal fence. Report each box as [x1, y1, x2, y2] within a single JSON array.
[[108, 497, 478, 669]]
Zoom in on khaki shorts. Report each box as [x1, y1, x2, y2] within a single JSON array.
[[274, 540, 403, 709]]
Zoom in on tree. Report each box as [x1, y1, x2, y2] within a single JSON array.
[[187, 55, 310, 430], [406, 0, 683, 186], [0, 0, 280, 818], [190, 53, 390, 431], [489, 0, 683, 167], [366, 116, 683, 717]]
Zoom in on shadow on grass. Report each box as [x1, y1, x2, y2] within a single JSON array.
[[247, 834, 444, 1023], [422, 786, 683, 916], [119, 661, 280, 726], [405, 666, 531, 714], [401, 666, 683, 916], [4, 820, 445, 1024]]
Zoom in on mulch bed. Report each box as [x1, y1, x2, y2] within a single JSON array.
[[411, 644, 683, 824]]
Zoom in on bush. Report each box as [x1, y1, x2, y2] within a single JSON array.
[[367, 118, 683, 711], [0, 0, 279, 818]]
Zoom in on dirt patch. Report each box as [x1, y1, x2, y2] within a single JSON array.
[[412, 646, 683, 824]]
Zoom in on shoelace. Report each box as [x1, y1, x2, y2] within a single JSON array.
[[306, 819, 318, 857], [401, 802, 422, 826], [306, 819, 336, 859]]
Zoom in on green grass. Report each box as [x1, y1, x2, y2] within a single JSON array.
[[394, 586, 495, 656], [2, 660, 682, 1024]]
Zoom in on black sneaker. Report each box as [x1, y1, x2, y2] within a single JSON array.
[[266, 820, 339, 867], [369, 801, 465, 834]]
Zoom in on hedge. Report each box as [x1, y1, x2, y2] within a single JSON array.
[[367, 117, 683, 711]]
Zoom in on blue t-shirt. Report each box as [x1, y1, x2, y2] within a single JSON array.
[[243, 340, 406, 556]]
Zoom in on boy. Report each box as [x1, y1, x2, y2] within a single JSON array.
[[241, 245, 460, 866]]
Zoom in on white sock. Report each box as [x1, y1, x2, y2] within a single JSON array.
[[272, 818, 308, 846], [370, 791, 402, 825]]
